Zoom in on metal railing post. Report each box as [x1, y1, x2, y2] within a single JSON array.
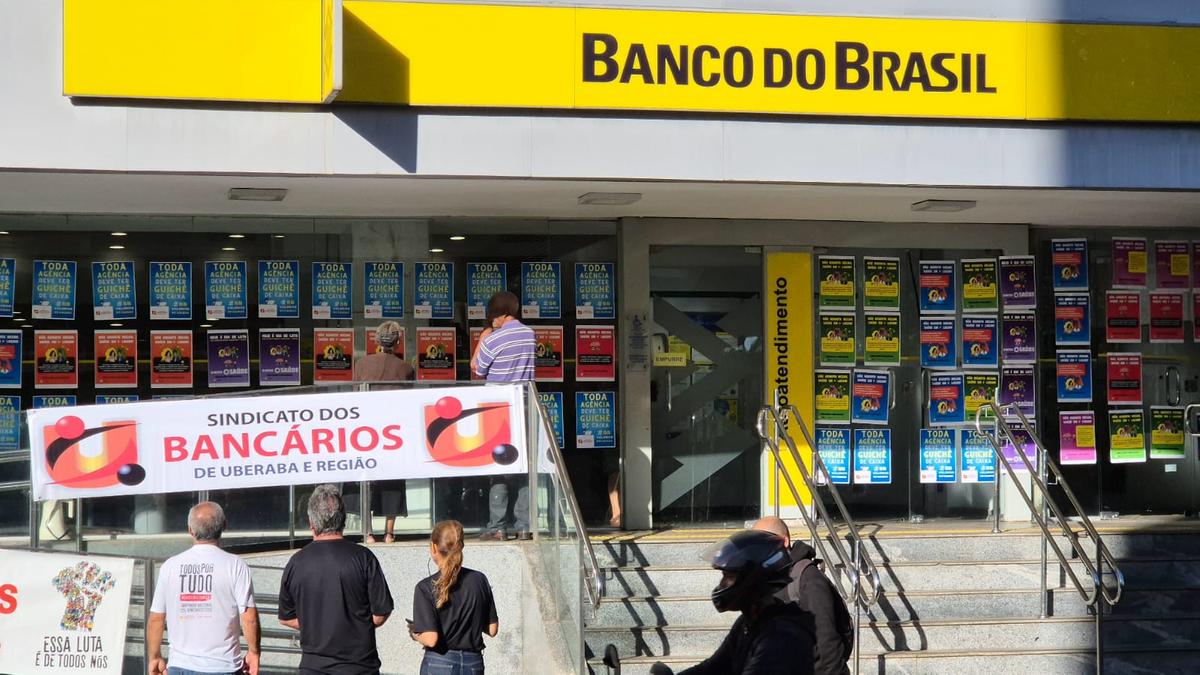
[[526, 383, 539, 542], [288, 484, 296, 549], [992, 465, 1001, 534], [1039, 444, 1049, 619], [143, 557, 155, 671], [29, 490, 39, 549], [1095, 535, 1105, 675], [852, 537, 862, 675]]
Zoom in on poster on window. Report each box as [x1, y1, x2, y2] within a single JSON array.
[[961, 315, 998, 368], [964, 371, 999, 422], [815, 427, 851, 485], [149, 261, 192, 320], [576, 391, 617, 449], [463, 262, 505, 320], [0, 258, 14, 318], [34, 330, 77, 389], [959, 429, 996, 483], [1155, 240, 1190, 289], [0, 330, 21, 389], [1000, 311, 1036, 364], [150, 330, 193, 389], [961, 258, 999, 312], [364, 261, 404, 320], [33, 394, 76, 408], [1148, 406, 1185, 459], [863, 312, 900, 366], [259, 328, 301, 387], [32, 259, 76, 320], [1054, 294, 1091, 346], [414, 262, 454, 320], [203, 261, 247, 320], [257, 260, 299, 319], [96, 394, 139, 404], [920, 316, 957, 369], [415, 327, 456, 381], [998, 255, 1036, 308], [1056, 350, 1092, 403], [1108, 409, 1147, 464], [1051, 239, 1089, 291], [814, 369, 851, 424], [999, 366, 1035, 418], [469, 327, 485, 382], [1105, 291, 1142, 343], [1112, 237, 1148, 288], [91, 261, 136, 320], [0, 395, 18, 450], [521, 261, 562, 319], [918, 260, 956, 314], [312, 262, 352, 320], [817, 256, 855, 309], [533, 326, 564, 382], [853, 428, 891, 484], [1001, 426, 1037, 472], [207, 329, 250, 388], [1106, 353, 1143, 405], [94, 330, 137, 389], [1195, 293, 1200, 343], [537, 391, 565, 448], [928, 372, 966, 426], [919, 428, 957, 484], [1059, 411, 1097, 465], [851, 369, 890, 425], [576, 325, 616, 382], [575, 262, 616, 320], [862, 257, 900, 311], [365, 325, 406, 359], [819, 313, 856, 367], [314, 328, 354, 383], [1149, 290, 1185, 343]]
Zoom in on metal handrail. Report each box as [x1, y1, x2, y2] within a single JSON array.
[[754, 404, 883, 608], [974, 403, 1125, 608]]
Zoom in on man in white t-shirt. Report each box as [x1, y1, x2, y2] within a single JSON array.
[[148, 502, 260, 675]]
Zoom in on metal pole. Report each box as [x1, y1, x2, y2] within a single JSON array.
[[852, 537, 862, 675], [360, 480, 372, 541], [1040, 442, 1049, 619], [288, 484, 296, 549], [773, 389, 781, 519], [74, 497, 83, 553], [143, 557, 155, 672], [992, 470, 1001, 534], [1095, 536, 1105, 675], [527, 383, 540, 541], [29, 491, 39, 550]]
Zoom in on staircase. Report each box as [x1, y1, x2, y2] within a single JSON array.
[[585, 525, 1200, 674]]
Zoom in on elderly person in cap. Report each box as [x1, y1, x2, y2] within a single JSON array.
[[354, 320, 414, 543]]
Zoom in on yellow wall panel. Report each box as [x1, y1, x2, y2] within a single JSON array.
[[764, 251, 814, 509]]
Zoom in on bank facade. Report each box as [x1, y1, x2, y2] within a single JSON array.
[[2, 0, 1200, 544]]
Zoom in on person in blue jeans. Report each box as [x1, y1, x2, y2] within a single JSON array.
[[410, 520, 499, 674]]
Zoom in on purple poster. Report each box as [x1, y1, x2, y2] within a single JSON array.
[[259, 328, 301, 386], [999, 365, 1035, 418], [1059, 411, 1097, 465], [998, 256, 1036, 308], [1112, 238, 1147, 288], [207, 329, 250, 388], [1001, 426, 1037, 472], [1001, 312, 1036, 364], [1155, 240, 1191, 289]]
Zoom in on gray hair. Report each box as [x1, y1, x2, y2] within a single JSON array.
[[375, 321, 402, 349], [307, 484, 346, 535], [188, 501, 226, 541]]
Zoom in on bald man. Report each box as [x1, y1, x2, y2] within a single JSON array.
[[753, 517, 852, 675]]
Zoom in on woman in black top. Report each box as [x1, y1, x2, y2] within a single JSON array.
[[410, 520, 499, 674]]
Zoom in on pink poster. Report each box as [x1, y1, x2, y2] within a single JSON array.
[[1059, 411, 1097, 465], [1112, 238, 1147, 288], [1155, 240, 1191, 289]]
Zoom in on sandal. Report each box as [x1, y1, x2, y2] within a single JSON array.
[[366, 534, 377, 544], [384, 533, 395, 544]]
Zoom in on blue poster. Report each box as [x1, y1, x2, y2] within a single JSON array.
[[312, 262, 352, 320], [850, 369, 890, 425], [920, 428, 958, 483], [1051, 239, 1089, 290], [575, 391, 616, 449], [467, 263, 507, 320], [853, 428, 892, 484], [0, 330, 21, 389], [96, 394, 139, 404], [32, 260, 76, 320], [918, 260, 957, 314], [575, 262, 616, 320], [257, 260, 299, 319], [0, 395, 19, 451], [414, 262, 454, 319], [1056, 350, 1093, 403], [929, 372, 966, 426], [32, 395, 76, 408], [1054, 293, 1090, 346], [815, 427, 851, 485], [364, 262, 404, 320], [149, 261, 192, 320], [522, 261, 562, 319], [961, 315, 999, 368], [91, 261, 136, 320], [920, 317, 957, 369], [0, 258, 15, 318], [960, 429, 997, 483], [204, 261, 247, 320], [538, 391, 565, 449]]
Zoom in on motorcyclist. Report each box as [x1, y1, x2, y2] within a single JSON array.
[[651, 529, 816, 675]]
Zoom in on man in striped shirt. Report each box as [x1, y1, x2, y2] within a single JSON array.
[[471, 291, 536, 540]]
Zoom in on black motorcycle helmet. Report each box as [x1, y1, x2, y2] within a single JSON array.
[[704, 529, 794, 613]]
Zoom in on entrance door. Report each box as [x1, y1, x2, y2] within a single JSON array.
[[649, 246, 763, 526]]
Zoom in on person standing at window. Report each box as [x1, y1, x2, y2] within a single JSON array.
[[410, 520, 499, 674]]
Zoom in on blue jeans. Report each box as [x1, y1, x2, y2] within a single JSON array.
[[168, 669, 239, 675], [420, 649, 485, 675]]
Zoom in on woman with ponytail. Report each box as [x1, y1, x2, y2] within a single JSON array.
[[410, 520, 499, 674]]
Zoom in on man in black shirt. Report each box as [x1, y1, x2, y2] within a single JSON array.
[[279, 484, 394, 674]]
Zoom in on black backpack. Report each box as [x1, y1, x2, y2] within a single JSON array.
[[792, 557, 855, 663]]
